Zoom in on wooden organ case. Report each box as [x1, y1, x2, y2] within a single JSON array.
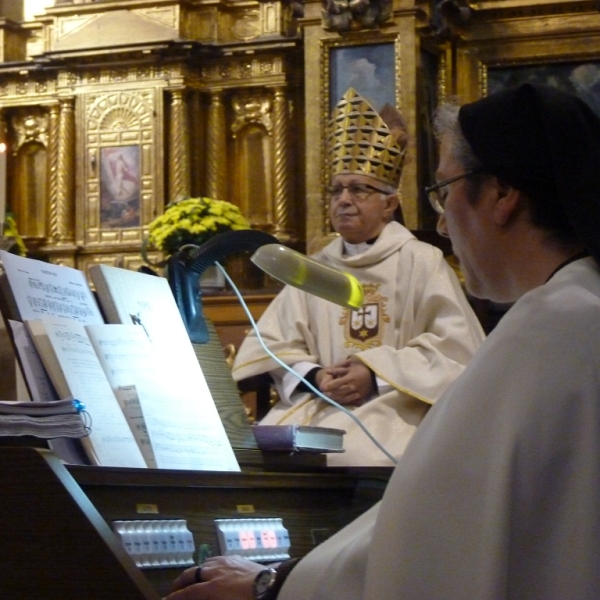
[[0, 446, 390, 599]]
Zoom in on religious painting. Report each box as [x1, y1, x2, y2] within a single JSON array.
[[488, 60, 600, 118], [329, 42, 396, 113], [99, 145, 141, 229]]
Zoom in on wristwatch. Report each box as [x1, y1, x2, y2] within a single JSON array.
[[253, 567, 277, 599]]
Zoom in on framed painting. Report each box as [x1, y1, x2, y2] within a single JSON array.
[[81, 88, 163, 256], [449, 2, 600, 108], [487, 61, 600, 118], [323, 34, 402, 129], [328, 42, 396, 113], [99, 145, 141, 230], [302, 17, 421, 248]]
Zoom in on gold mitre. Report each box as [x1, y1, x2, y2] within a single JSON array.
[[327, 88, 408, 187]]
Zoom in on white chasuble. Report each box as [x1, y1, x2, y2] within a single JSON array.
[[232, 221, 484, 466]]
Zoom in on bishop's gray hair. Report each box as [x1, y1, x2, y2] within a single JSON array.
[[432, 102, 482, 172]]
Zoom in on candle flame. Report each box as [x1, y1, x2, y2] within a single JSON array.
[[0, 143, 5, 153]]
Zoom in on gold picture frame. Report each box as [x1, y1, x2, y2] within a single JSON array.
[[450, 4, 600, 105], [78, 86, 165, 252]]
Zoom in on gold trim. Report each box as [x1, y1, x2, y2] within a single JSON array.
[[272, 397, 316, 426], [168, 87, 191, 203], [80, 87, 162, 250], [46, 103, 60, 242], [452, 2, 600, 102], [55, 96, 75, 244], [271, 85, 295, 242], [327, 88, 407, 188], [206, 90, 228, 200]]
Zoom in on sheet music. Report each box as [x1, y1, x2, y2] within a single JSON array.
[[113, 384, 157, 468], [7, 320, 90, 465], [89, 265, 240, 471], [0, 250, 104, 324], [26, 318, 147, 468], [87, 323, 238, 471]]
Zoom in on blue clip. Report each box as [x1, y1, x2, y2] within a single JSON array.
[[72, 399, 86, 412]]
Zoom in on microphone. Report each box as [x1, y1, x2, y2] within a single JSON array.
[[250, 244, 364, 309]]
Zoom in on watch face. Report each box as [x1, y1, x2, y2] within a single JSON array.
[[253, 568, 277, 598]]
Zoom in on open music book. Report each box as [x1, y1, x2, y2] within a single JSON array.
[[0, 250, 240, 471]]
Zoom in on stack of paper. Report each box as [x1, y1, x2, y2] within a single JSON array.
[[0, 398, 88, 439]]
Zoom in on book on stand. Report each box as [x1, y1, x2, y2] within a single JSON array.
[[25, 317, 147, 468], [0, 250, 240, 471], [88, 263, 240, 470]]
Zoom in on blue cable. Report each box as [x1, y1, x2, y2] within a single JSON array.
[[216, 261, 398, 465]]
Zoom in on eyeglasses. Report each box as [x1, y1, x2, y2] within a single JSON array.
[[327, 183, 390, 202], [425, 168, 485, 215]]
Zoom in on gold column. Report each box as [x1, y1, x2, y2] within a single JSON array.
[[168, 87, 191, 203], [46, 103, 59, 242], [50, 97, 75, 244], [270, 85, 295, 243], [206, 90, 227, 200]]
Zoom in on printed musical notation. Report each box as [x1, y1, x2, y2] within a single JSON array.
[[25, 318, 147, 469], [28, 279, 89, 302], [26, 295, 97, 321], [86, 323, 232, 470], [0, 250, 104, 325]]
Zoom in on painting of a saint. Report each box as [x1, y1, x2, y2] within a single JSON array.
[[100, 145, 140, 229]]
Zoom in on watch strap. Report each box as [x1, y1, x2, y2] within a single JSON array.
[[259, 558, 301, 600]]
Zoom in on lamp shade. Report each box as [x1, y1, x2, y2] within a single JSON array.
[[251, 244, 364, 309]]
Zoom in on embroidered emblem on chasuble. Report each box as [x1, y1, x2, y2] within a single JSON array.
[[340, 283, 390, 351]]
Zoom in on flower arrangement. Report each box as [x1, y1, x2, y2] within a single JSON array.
[[2, 214, 27, 256], [147, 197, 250, 258]]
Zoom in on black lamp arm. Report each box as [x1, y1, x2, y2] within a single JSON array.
[[167, 230, 279, 344]]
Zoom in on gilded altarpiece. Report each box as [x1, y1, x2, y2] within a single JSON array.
[[231, 90, 276, 235], [0, 0, 303, 276], [188, 54, 303, 248], [4, 0, 599, 271], [8, 107, 49, 243]]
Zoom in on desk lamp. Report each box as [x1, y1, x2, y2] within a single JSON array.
[[168, 230, 278, 343], [168, 230, 363, 343]]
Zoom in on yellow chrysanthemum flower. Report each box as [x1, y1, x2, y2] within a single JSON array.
[[3, 215, 27, 256], [147, 197, 250, 257]]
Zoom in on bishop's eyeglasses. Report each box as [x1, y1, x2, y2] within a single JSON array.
[[425, 168, 485, 215], [327, 183, 390, 202]]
